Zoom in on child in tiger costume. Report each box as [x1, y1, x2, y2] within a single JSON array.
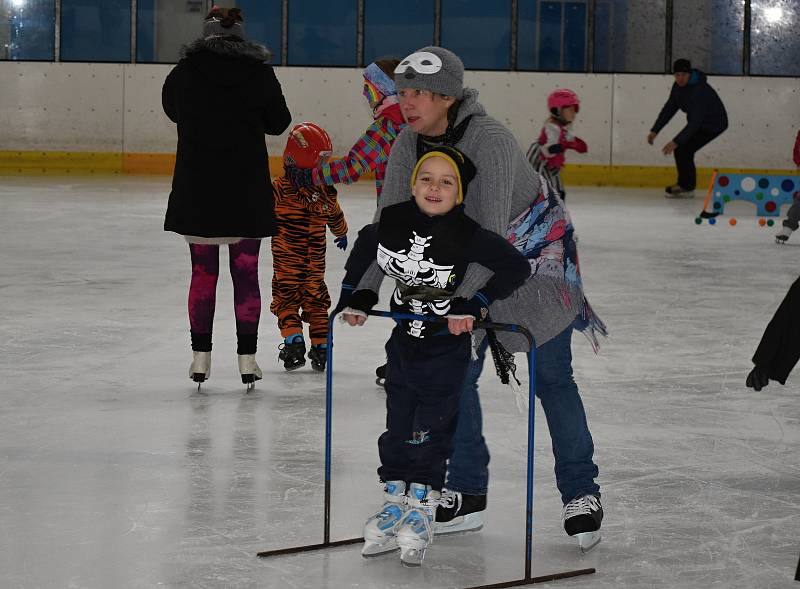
[[271, 122, 348, 371]]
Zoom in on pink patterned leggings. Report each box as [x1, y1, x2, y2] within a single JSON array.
[[188, 239, 261, 354]]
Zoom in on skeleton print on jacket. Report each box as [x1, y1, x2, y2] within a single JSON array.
[[343, 200, 529, 339]]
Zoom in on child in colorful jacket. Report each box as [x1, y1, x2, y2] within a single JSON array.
[[271, 122, 348, 372], [526, 88, 587, 200], [285, 58, 406, 204]]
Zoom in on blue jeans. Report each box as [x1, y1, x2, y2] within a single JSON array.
[[445, 325, 600, 505]]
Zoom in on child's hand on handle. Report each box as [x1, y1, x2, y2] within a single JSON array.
[[342, 309, 368, 326], [338, 289, 378, 327], [447, 316, 474, 335], [446, 295, 490, 335]]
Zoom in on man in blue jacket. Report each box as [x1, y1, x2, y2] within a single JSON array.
[[647, 58, 728, 197]]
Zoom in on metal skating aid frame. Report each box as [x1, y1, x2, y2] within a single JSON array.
[[257, 310, 596, 587]]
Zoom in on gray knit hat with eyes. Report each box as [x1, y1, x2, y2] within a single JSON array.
[[394, 46, 464, 99]]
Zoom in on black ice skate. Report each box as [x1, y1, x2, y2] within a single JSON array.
[[307, 344, 327, 372], [278, 337, 306, 371], [775, 226, 793, 244], [562, 494, 603, 553], [434, 490, 486, 534], [375, 363, 387, 388], [664, 184, 695, 198]]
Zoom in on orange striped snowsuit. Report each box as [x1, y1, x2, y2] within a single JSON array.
[[270, 176, 348, 344]]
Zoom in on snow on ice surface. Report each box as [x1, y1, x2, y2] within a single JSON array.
[[0, 177, 798, 588]]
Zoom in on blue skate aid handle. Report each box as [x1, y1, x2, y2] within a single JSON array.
[[364, 309, 534, 349]]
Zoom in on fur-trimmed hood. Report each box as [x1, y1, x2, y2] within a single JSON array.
[[182, 36, 272, 63]]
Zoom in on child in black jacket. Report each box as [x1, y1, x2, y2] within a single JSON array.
[[339, 146, 529, 566]]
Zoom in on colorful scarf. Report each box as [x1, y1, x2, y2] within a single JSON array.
[[506, 174, 608, 352]]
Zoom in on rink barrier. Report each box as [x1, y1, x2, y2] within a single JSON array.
[[256, 309, 596, 588]]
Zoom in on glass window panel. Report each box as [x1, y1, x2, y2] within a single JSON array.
[[61, 0, 130, 62], [236, 0, 281, 60], [563, 2, 586, 71], [594, 0, 665, 72], [364, 0, 433, 64], [517, 0, 538, 69], [136, 0, 203, 64], [288, 0, 356, 66], [751, 0, 800, 76], [593, 0, 612, 70], [441, 0, 511, 70], [137, 0, 281, 65], [673, 0, 743, 75], [538, 2, 562, 70], [0, 0, 55, 60]]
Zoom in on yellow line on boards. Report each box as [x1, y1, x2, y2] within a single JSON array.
[[0, 151, 794, 188]]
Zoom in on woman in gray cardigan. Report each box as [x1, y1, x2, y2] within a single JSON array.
[[351, 46, 605, 552]]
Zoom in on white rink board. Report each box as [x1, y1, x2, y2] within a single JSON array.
[[0, 62, 125, 152], [122, 64, 175, 153], [612, 74, 800, 168], [463, 71, 613, 166], [0, 61, 797, 170]]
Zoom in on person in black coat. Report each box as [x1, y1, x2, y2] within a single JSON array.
[[647, 58, 728, 196], [746, 276, 800, 391], [161, 7, 291, 388]]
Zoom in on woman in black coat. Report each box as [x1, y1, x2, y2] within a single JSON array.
[[162, 7, 291, 388]]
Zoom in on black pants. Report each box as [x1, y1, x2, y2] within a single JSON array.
[[377, 327, 471, 490], [674, 129, 724, 190], [782, 192, 800, 230]]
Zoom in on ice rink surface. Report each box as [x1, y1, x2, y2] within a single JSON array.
[[0, 177, 798, 589]]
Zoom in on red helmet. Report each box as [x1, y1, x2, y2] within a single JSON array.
[[547, 88, 580, 114], [283, 122, 333, 169]]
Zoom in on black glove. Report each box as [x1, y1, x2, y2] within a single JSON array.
[[745, 366, 770, 391], [345, 289, 378, 314], [447, 293, 490, 320], [332, 284, 354, 314], [285, 165, 315, 189]]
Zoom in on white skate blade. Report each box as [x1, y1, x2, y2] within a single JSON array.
[[361, 537, 398, 557], [575, 531, 601, 553], [400, 546, 426, 567], [434, 512, 484, 535]]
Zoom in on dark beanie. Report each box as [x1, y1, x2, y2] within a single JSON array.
[[672, 58, 692, 73], [411, 145, 476, 204]]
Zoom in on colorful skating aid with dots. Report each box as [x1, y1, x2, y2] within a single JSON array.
[[712, 173, 796, 218]]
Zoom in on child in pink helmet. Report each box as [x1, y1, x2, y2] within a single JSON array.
[[526, 88, 587, 200]]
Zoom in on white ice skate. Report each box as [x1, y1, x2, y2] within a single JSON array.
[[238, 354, 262, 391], [433, 489, 485, 535], [189, 351, 211, 389], [562, 494, 603, 553], [775, 226, 793, 244], [362, 480, 407, 557], [396, 483, 439, 567]]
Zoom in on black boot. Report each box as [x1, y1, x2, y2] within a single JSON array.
[[307, 344, 327, 372], [278, 336, 306, 371]]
